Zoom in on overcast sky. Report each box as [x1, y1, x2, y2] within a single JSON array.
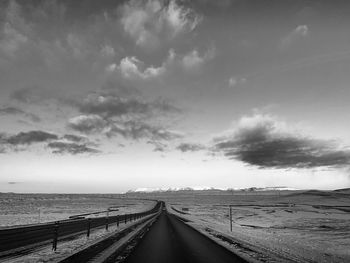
[[1, 0, 350, 193]]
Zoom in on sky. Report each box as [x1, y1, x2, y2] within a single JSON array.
[[1, 0, 350, 193]]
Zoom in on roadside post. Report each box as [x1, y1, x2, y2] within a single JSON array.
[[52, 221, 59, 251], [105, 209, 109, 231], [117, 215, 119, 227], [125, 214, 127, 224], [87, 218, 91, 237], [229, 205, 233, 232]]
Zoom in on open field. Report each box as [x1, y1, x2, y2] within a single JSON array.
[[0, 193, 154, 227], [1, 190, 349, 262], [127, 189, 350, 263]]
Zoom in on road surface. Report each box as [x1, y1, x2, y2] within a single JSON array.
[[125, 210, 247, 263]]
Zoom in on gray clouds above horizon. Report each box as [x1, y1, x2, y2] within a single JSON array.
[[0, 130, 99, 155], [214, 114, 350, 169], [0, 106, 41, 122], [1, 0, 350, 175], [47, 141, 99, 155], [176, 142, 206, 152]]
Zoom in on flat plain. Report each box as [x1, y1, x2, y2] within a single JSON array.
[[0, 193, 153, 227], [1, 190, 349, 262], [128, 189, 350, 263]]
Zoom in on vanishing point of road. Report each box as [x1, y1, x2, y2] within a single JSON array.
[[125, 209, 247, 263]]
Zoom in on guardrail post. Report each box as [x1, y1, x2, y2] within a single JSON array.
[[105, 210, 109, 231], [52, 221, 59, 251], [229, 205, 232, 232], [87, 218, 91, 237]]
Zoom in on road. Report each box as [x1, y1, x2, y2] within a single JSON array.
[[125, 210, 247, 263]]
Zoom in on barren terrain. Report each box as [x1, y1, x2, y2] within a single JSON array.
[[1, 190, 349, 262], [0, 193, 153, 227], [129, 189, 350, 262]]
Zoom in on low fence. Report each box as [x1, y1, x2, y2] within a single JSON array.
[[0, 201, 161, 254]]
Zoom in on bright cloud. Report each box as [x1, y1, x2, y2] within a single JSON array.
[[118, 56, 166, 79], [228, 77, 246, 87], [280, 25, 309, 49], [120, 0, 201, 48], [181, 48, 215, 70]]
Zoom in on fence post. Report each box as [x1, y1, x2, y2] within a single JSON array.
[[105, 210, 109, 231], [229, 205, 232, 232], [52, 221, 59, 251], [87, 218, 91, 237]]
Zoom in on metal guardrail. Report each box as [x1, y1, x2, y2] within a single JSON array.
[[0, 201, 162, 256]]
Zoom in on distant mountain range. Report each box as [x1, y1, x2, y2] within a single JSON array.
[[125, 186, 298, 193]]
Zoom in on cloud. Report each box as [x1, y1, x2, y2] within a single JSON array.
[[147, 140, 168, 152], [77, 92, 180, 118], [176, 142, 206, 152], [7, 181, 20, 185], [109, 48, 214, 79], [120, 0, 201, 48], [68, 112, 182, 141], [109, 121, 183, 141], [214, 114, 350, 169], [118, 56, 166, 79], [280, 25, 309, 49], [62, 134, 87, 143], [0, 106, 41, 122], [47, 141, 99, 155], [100, 45, 116, 58], [0, 133, 7, 153], [0, 1, 29, 57], [181, 48, 215, 70], [0, 22, 28, 57], [6, 130, 58, 145], [68, 115, 109, 134], [67, 84, 182, 143], [228, 77, 246, 88], [10, 86, 55, 104]]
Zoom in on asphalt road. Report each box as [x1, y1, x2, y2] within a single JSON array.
[[125, 210, 247, 263]]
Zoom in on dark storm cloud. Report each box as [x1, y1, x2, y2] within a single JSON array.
[[0, 106, 41, 122], [176, 142, 206, 152], [47, 141, 99, 155], [214, 114, 350, 169], [6, 130, 58, 145]]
